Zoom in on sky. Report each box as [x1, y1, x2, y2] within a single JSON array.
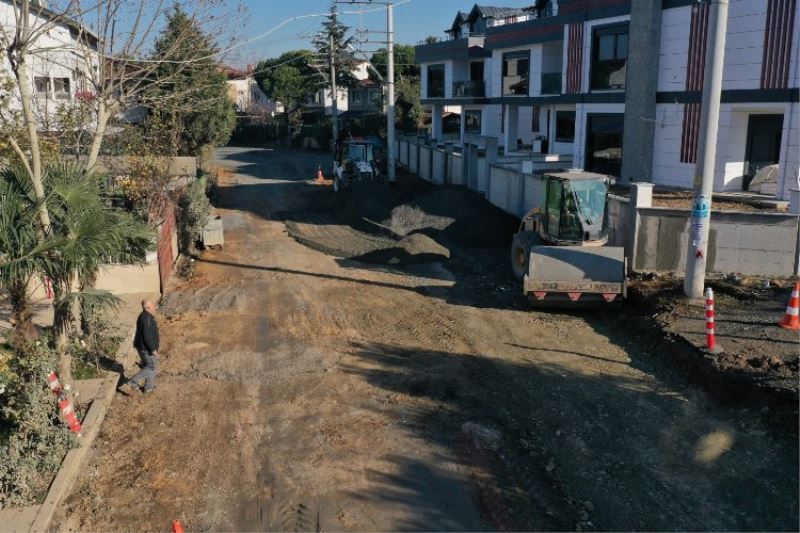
[[224, 0, 534, 68]]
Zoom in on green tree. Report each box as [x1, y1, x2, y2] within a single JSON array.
[[145, 4, 236, 156], [369, 44, 419, 81], [311, 7, 360, 92], [370, 45, 423, 132], [254, 50, 318, 121]]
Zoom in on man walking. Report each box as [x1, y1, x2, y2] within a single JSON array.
[[123, 299, 160, 394]]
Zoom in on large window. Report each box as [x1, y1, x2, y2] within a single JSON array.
[[591, 24, 628, 90], [464, 110, 482, 134], [427, 64, 445, 98], [586, 114, 624, 177], [555, 111, 576, 142], [502, 51, 529, 96]]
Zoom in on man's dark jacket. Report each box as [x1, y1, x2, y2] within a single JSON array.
[[134, 311, 159, 353]]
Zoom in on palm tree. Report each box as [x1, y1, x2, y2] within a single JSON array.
[[0, 166, 49, 343], [42, 163, 152, 382]]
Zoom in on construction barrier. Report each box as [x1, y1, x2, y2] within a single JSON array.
[[779, 281, 800, 330], [47, 370, 83, 437], [705, 288, 723, 353]]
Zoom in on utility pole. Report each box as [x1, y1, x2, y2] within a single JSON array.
[[683, 0, 729, 300], [329, 18, 339, 149], [386, 1, 396, 182]]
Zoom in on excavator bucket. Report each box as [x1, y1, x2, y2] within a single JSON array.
[[524, 245, 626, 308]]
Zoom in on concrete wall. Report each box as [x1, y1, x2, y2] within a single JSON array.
[[450, 152, 464, 185], [635, 209, 799, 276], [94, 261, 161, 295], [396, 135, 799, 277], [419, 145, 432, 182], [432, 148, 446, 185]]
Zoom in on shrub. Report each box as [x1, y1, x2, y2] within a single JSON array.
[[177, 176, 212, 255], [0, 341, 74, 508]]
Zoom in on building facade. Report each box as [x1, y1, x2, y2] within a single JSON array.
[[1, 0, 99, 129], [416, 0, 799, 200], [225, 65, 283, 116]]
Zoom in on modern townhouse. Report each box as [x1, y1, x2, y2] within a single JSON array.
[[416, 0, 799, 201], [0, 0, 99, 128]]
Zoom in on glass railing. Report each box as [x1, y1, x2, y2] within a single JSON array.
[[541, 72, 562, 95], [452, 80, 486, 97]]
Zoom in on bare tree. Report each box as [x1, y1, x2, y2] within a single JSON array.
[[0, 0, 236, 219]]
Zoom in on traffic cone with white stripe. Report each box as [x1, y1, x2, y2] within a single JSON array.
[[779, 281, 800, 330], [58, 397, 83, 437], [704, 288, 723, 354]]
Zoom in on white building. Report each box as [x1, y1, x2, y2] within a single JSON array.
[[0, 0, 99, 129], [307, 60, 385, 116], [416, 0, 800, 200], [225, 65, 283, 116]]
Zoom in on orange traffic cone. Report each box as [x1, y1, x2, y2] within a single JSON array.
[[779, 281, 800, 330], [316, 165, 324, 181], [172, 520, 184, 533]]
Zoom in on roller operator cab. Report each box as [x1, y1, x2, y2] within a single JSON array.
[[332, 140, 381, 193], [510, 170, 627, 308]]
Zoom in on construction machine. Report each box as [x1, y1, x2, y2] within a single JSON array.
[[510, 170, 626, 308], [332, 139, 381, 193]]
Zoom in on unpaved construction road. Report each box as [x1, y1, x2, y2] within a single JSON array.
[[57, 147, 798, 532]]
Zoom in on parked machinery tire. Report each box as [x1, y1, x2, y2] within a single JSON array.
[[510, 231, 541, 281]]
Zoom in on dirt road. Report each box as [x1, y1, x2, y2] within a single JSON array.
[[57, 147, 798, 532]]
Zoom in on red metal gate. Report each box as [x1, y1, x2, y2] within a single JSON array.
[[157, 203, 176, 292]]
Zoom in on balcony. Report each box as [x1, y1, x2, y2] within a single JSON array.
[[452, 80, 486, 97], [541, 72, 562, 95], [502, 76, 529, 96]]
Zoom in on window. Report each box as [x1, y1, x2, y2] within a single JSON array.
[[470, 61, 484, 82], [591, 23, 628, 90], [502, 51, 529, 95], [427, 64, 445, 98], [464, 110, 482, 134], [350, 89, 365, 108], [586, 114, 624, 177], [52, 78, 71, 99], [34, 76, 49, 97], [555, 111, 576, 142]]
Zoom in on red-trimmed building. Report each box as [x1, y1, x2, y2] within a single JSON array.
[[416, 0, 799, 200]]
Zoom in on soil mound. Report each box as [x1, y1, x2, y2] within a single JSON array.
[[350, 232, 450, 265], [384, 188, 518, 247]]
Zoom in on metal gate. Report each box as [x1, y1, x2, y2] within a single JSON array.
[[157, 203, 176, 293]]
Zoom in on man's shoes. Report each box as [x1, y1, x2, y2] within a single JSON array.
[[143, 387, 157, 394]]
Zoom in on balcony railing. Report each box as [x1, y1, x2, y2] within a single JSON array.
[[541, 72, 562, 95], [502, 75, 529, 96], [453, 80, 486, 97]]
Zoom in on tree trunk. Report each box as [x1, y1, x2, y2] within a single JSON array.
[[52, 284, 74, 387], [15, 58, 50, 232], [85, 101, 111, 172], [8, 277, 36, 343]]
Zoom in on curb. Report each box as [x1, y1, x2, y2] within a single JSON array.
[[0, 325, 136, 533]]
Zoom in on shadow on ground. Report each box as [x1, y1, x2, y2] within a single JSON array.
[[341, 339, 799, 532]]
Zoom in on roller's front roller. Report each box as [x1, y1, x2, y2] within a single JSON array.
[[524, 246, 626, 309]]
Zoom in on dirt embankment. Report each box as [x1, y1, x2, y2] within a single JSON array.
[[630, 273, 799, 407]]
